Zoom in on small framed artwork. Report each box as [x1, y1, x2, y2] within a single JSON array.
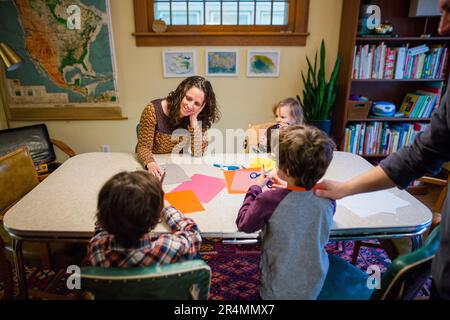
[[205, 49, 239, 77], [247, 50, 280, 77], [162, 50, 196, 78]]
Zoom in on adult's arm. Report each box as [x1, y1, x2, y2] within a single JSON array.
[[315, 166, 396, 200], [188, 125, 208, 157], [316, 88, 450, 200], [136, 104, 157, 166], [380, 89, 450, 189]]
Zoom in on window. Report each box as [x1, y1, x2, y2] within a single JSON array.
[[133, 0, 310, 46]]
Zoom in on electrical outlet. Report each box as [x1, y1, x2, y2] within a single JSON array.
[[101, 144, 110, 153]]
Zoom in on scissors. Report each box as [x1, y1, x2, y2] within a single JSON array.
[[249, 167, 273, 179], [249, 167, 274, 188]]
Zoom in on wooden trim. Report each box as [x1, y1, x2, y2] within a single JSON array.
[[134, 32, 308, 46], [294, 0, 309, 33], [133, 0, 149, 32], [165, 25, 287, 32], [134, 0, 310, 46], [9, 107, 127, 121], [332, 0, 360, 149]]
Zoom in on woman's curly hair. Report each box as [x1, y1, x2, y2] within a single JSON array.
[[166, 76, 221, 129]]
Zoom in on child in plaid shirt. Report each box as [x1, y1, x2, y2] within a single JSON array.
[[87, 171, 201, 267]]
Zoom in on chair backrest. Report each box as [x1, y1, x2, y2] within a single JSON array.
[[371, 225, 441, 300], [0, 124, 56, 169], [245, 122, 276, 153], [0, 147, 39, 215], [80, 260, 211, 300]]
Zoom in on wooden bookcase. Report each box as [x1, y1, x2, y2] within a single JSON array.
[[333, 0, 449, 156]]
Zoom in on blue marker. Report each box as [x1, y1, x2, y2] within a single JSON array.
[[213, 164, 241, 171]]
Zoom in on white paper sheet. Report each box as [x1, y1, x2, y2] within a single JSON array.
[[337, 191, 410, 218], [162, 163, 191, 185]]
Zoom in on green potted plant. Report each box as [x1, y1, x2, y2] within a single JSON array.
[[297, 39, 342, 135]]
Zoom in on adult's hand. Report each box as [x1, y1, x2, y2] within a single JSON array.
[[314, 179, 348, 200], [315, 167, 396, 200], [146, 161, 165, 179], [189, 104, 205, 128]]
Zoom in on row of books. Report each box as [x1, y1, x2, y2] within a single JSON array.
[[343, 122, 429, 156], [352, 43, 448, 80], [399, 84, 442, 118]]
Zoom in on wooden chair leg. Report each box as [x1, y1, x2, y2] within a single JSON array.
[[39, 243, 52, 269], [351, 241, 362, 265], [379, 239, 399, 261], [1, 239, 14, 300]]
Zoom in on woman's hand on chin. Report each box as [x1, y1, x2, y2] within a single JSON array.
[[189, 105, 205, 128]]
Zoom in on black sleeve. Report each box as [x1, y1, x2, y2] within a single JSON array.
[[380, 87, 450, 189]]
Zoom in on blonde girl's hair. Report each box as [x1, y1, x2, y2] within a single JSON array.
[[272, 98, 304, 125]]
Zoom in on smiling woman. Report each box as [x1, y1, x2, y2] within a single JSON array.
[[136, 76, 221, 178]]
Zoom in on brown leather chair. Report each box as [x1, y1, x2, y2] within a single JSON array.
[[0, 124, 75, 181], [0, 147, 52, 299]]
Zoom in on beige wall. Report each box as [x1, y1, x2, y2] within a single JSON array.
[[10, 0, 343, 156]]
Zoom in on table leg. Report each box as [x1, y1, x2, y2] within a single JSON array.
[[411, 235, 423, 251], [12, 239, 28, 300]]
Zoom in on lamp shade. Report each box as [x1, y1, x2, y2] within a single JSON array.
[[0, 42, 23, 71]]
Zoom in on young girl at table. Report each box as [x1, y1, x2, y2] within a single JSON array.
[[237, 125, 336, 299], [257, 97, 304, 153], [87, 171, 201, 267]]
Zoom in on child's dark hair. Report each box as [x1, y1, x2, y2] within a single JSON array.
[[96, 171, 164, 248], [272, 98, 304, 125], [277, 125, 336, 190]]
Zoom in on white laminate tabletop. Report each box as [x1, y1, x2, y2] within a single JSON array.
[[3, 152, 431, 239]]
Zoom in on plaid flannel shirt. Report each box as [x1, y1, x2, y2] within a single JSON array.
[[87, 206, 201, 267]]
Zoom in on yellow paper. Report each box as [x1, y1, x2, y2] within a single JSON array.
[[249, 157, 276, 171]]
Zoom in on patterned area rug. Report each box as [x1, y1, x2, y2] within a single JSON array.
[[1, 239, 421, 300], [200, 239, 392, 300]]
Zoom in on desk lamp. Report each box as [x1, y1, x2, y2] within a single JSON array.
[[0, 42, 23, 128]]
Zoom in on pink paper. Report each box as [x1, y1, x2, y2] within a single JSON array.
[[230, 169, 261, 192], [170, 174, 226, 203]]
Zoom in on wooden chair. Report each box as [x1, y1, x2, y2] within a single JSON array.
[[244, 122, 276, 153], [419, 166, 450, 233], [80, 260, 211, 300], [351, 167, 450, 264], [318, 225, 441, 300], [0, 124, 76, 181]]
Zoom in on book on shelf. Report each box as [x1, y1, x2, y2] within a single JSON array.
[[344, 121, 429, 156], [352, 43, 448, 80], [398, 83, 442, 118]]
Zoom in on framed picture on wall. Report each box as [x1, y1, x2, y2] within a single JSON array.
[[162, 50, 196, 78], [205, 49, 238, 77], [247, 50, 280, 77]]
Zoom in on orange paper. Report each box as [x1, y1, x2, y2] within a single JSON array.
[[164, 190, 205, 214]]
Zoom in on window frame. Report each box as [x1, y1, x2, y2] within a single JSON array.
[[133, 0, 310, 46]]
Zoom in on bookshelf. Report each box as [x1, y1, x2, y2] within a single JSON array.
[[333, 0, 449, 160]]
